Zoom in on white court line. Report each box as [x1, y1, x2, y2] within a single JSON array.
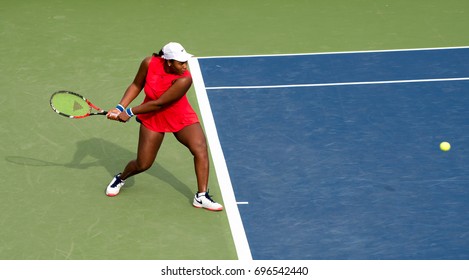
[[196, 45, 469, 59], [205, 77, 469, 90], [188, 57, 253, 261]]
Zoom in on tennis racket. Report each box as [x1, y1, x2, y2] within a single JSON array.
[[50, 90, 107, 118]]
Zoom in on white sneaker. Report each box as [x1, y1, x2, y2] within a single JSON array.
[[106, 174, 125, 197], [193, 191, 223, 211]]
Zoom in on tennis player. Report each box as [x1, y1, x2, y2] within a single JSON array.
[[105, 42, 223, 211]]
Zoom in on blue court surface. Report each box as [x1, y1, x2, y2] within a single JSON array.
[[190, 47, 469, 260]]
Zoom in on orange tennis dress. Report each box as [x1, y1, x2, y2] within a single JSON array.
[[137, 56, 199, 132]]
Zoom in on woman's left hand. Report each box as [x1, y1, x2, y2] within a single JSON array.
[[117, 111, 131, 123]]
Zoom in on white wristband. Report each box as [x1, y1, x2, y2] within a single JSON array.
[[116, 104, 125, 112], [126, 107, 134, 117]]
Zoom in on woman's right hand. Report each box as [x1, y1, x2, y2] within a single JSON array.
[[106, 108, 121, 121]]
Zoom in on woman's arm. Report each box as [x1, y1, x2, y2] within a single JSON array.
[[131, 76, 192, 114], [107, 57, 150, 120], [117, 73, 193, 122], [119, 57, 151, 107]]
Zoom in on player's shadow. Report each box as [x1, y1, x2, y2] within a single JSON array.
[[6, 137, 194, 200], [73, 137, 194, 199]]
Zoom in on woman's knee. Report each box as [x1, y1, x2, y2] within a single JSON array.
[[190, 139, 208, 157], [135, 159, 153, 172]]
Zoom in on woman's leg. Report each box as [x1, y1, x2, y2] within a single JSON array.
[[106, 125, 165, 196], [174, 123, 223, 211], [174, 123, 209, 193], [120, 124, 165, 180]]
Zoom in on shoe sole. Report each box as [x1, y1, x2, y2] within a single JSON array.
[[105, 188, 122, 197], [193, 204, 223, 211], [106, 192, 119, 197]]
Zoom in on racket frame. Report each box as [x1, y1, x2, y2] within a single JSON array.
[[50, 90, 107, 118]]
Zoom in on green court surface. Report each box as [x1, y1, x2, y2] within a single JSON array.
[[1, 0, 468, 260]]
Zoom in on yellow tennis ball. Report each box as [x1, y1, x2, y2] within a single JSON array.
[[440, 141, 451, 152]]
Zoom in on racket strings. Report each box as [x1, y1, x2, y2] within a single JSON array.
[[50, 92, 91, 117]]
